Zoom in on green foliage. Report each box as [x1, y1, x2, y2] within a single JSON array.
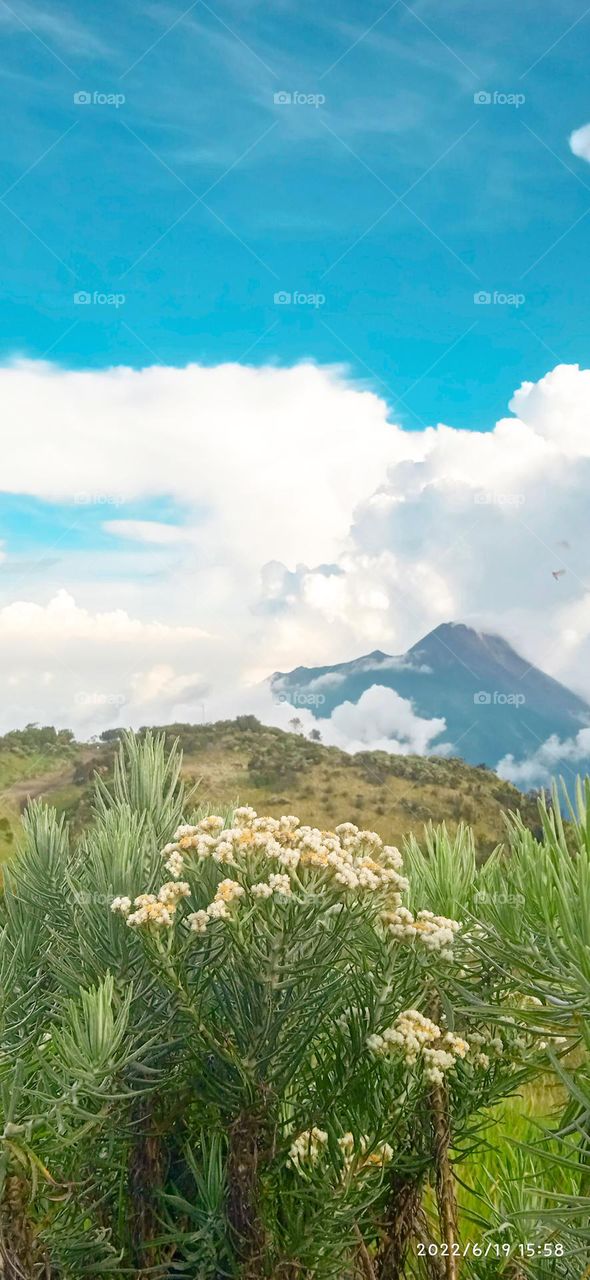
[[247, 732, 323, 787], [0, 724, 74, 754], [0, 737, 588, 1277]]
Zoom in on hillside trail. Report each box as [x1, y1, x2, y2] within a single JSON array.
[[1, 750, 97, 810]]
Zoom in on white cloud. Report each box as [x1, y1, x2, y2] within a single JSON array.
[[0, 359, 395, 570], [104, 520, 187, 545], [497, 727, 590, 789], [201, 675, 448, 757], [307, 672, 347, 691], [315, 685, 448, 756], [2, 359, 590, 758], [0, 589, 208, 644], [0, 590, 211, 734], [569, 123, 590, 163]]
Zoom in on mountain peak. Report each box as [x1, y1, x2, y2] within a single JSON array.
[[408, 621, 509, 663], [412, 621, 487, 646], [271, 620, 590, 784]]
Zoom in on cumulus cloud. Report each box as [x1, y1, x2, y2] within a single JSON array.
[[569, 123, 590, 162], [203, 676, 448, 757], [2, 358, 590, 766], [0, 590, 211, 734], [497, 727, 590, 788], [0, 360, 396, 570], [315, 686, 448, 756]]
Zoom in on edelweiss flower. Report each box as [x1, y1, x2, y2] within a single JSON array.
[[174, 824, 196, 839], [110, 896, 131, 916], [158, 881, 191, 906], [268, 873, 291, 896], [251, 881, 273, 899], [128, 807, 429, 945], [206, 898, 230, 921], [188, 909, 209, 934], [127, 900, 174, 928], [234, 806, 257, 826], [381, 906, 460, 957], [336, 1133, 393, 1174], [198, 815, 225, 834], [288, 1127, 329, 1169], [369, 1009, 470, 1084], [165, 850, 185, 879], [215, 879, 245, 903]]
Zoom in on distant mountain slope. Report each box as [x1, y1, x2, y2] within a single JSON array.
[[271, 622, 590, 777]]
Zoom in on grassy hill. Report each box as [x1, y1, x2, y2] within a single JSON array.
[[0, 717, 543, 860]]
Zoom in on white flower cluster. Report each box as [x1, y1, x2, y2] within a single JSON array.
[[114, 810, 457, 954], [337, 1132, 394, 1172], [112, 881, 191, 928], [251, 873, 292, 899], [111, 896, 131, 916], [368, 1010, 469, 1086], [288, 1128, 393, 1175], [187, 878, 245, 934], [160, 811, 407, 902], [469, 1030, 503, 1068], [288, 1126, 328, 1168], [381, 906, 460, 959]]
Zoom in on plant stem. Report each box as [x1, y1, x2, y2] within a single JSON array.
[[354, 1223, 377, 1280], [227, 1108, 267, 1278], [375, 1174, 423, 1279], [430, 1084, 459, 1280]]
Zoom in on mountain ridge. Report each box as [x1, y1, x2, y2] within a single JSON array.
[[271, 623, 590, 781]]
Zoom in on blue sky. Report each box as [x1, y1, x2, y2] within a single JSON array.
[[0, 0, 588, 430], [2, 0, 590, 757]]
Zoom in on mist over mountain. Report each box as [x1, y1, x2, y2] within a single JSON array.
[[271, 623, 590, 785]]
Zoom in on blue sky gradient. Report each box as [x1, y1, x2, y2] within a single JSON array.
[[0, 0, 588, 431]]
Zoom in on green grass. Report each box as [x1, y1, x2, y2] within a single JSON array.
[[456, 1078, 577, 1253]]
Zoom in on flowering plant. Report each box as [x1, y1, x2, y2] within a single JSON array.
[[0, 734, 563, 1278]]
